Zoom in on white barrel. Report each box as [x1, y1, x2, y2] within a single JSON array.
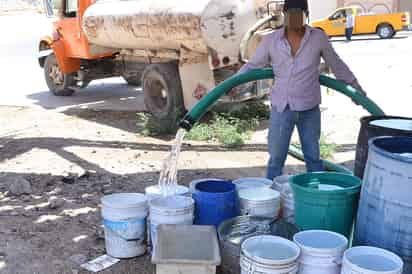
[[101, 193, 148, 258], [145, 185, 190, 202], [355, 136, 412, 273], [238, 187, 280, 218], [233, 177, 273, 191], [149, 196, 194, 252], [240, 235, 300, 274], [273, 175, 294, 222], [293, 230, 348, 274], [341, 246, 403, 274]]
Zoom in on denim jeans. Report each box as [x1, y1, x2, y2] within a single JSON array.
[[266, 105, 324, 180], [345, 27, 353, 41]]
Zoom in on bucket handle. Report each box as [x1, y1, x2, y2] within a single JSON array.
[[247, 262, 256, 274], [103, 218, 145, 241]]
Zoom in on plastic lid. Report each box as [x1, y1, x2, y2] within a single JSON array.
[[150, 195, 194, 210], [293, 230, 348, 254], [369, 119, 412, 131], [344, 246, 403, 273], [242, 235, 300, 265], [233, 177, 273, 190], [145, 185, 189, 195], [152, 225, 221, 265], [238, 187, 280, 201], [101, 193, 147, 208]]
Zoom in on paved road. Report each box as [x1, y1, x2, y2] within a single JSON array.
[[327, 33, 412, 117], [0, 12, 144, 112], [0, 12, 411, 116]]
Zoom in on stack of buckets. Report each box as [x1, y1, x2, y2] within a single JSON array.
[[233, 177, 281, 219], [99, 142, 411, 274], [239, 231, 403, 274]]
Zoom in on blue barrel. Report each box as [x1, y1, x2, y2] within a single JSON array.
[[192, 179, 240, 227], [355, 136, 412, 273]]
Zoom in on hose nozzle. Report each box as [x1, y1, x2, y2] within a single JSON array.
[[179, 114, 196, 131]]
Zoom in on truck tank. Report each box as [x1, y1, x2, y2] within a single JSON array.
[[83, 0, 273, 62]]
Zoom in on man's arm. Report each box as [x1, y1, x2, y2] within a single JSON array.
[[320, 31, 366, 97], [238, 35, 271, 75], [320, 32, 356, 82]]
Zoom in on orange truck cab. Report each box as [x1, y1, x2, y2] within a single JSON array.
[[311, 6, 410, 39], [39, 0, 118, 96]]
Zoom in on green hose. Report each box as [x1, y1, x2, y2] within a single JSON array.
[[180, 68, 385, 174]]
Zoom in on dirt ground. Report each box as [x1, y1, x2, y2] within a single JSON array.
[[0, 105, 360, 274]]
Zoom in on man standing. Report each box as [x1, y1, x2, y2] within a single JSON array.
[[345, 9, 355, 41], [238, 0, 365, 180]]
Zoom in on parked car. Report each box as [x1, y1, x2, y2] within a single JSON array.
[[311, 6, 410, 39]]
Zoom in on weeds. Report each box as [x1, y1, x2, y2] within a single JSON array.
[[184, 101, 269, 147], [293, 133, 338, 159]]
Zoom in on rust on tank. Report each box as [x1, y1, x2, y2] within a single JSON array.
[[147, 13, 201, 40], [220, 11, 235, 20], [111, 15, 147, 38], [83, 16, 103, 38]]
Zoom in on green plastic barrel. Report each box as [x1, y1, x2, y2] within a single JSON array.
[[290, 172, 361, 238]]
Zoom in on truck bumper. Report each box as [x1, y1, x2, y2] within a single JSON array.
[[403, 25, 412, 31], [38, 49, 53, 67]]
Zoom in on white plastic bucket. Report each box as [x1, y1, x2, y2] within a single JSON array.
[[101, 193, 148, 258], [293, 230, 348, 274], [145, 185, 190, 202], [341, 246, 403, 274], [149, 196, 194, 252], [273, 175, 295, 222], [240, 235, 300, 274], [233, 177, 273, 191], [238, 187, 280, 218]]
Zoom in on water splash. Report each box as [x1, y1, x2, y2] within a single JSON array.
[[158, 128, 186, 197]]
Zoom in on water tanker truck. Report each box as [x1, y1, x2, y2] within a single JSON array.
[[39, 0, 284, 127]]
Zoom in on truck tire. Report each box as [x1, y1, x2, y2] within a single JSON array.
[[44, 54, 77, 96], [142, 63, 184, 131], [377, 24, 394, 39]]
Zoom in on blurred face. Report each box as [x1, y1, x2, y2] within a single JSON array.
[[284, 9, 307, 31]]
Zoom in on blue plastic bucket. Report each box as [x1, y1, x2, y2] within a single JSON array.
[[192, 179, 240, 227]]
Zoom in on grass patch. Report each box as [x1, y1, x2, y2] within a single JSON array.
[[136, 101, 271, 147], [185, 114, 256, 147], [319, 134, 338, 159], [293, 133, 338, 159], [136, 113, 179, 137], [185, 101, 269, 147]]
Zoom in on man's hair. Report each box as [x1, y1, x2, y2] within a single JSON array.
[[283, 0, 309, 16]]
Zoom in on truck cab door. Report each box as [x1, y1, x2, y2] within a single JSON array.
[[55, 0, 84, 58], [327, 9, 346, 36]]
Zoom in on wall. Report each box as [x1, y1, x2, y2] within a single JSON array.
[[0, 0, 42, 11], [339, 0, 400, 13], [308, 0, 338, 20], [399, 0, 412, 14]]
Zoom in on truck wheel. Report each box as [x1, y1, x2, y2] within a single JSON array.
[[142, 63, 184, 131], [44, 54, 76, 96], [377, 24, 394, 39]]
